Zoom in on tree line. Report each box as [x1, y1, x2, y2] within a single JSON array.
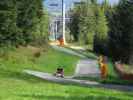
[[0, 0, 48, 46], [69, 0, 133, 64]]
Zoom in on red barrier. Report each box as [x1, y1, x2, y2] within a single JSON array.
[[115, 63, 133, 80]]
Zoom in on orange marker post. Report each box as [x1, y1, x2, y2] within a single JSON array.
[[99, 56, 108, 79], [59, 38, 64, 46]]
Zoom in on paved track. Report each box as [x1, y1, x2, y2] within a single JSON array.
[[75, 59, 100, 78], [24, 70, 133, 91]]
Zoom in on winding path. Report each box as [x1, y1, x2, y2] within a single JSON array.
[[24, 70, 133, 91]]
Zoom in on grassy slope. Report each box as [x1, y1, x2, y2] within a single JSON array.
[[0, 46, 78, 76], [65, 46, 98, 60], [0, 46, 133, 100]]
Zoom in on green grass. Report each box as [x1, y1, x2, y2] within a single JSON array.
[[35, 48, 79, 75], [0, 46, 79, 76], [0, 46, 133, 100], [1, 77, 133, 100]]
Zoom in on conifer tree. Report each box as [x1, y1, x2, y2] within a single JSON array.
[[93, 7, 108, 55], [0, 0, 21, 45], [16, 0, 48, 44], [0, 0, 48, 46], [78, 1, 96, 46], [69, 6, 80, 41]]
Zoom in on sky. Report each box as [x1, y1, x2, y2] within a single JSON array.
[[44, 0, 119, 14]]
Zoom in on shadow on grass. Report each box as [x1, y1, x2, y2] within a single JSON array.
[[102, 75, 133, 85], [19, 94, 121, 100], [74, 75, 133, 86]]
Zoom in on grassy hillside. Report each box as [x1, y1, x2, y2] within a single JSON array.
[[0, 46, 133, 100], [0, 46, 79, 76]]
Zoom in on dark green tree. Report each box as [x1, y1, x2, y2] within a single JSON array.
[[0, 0, 48, 46], [69, 6, 81, 41], [69, 0, 108, 52], [109, 0, 133, 64], [16, 0, 41, 44], [0, 0, 21, 46], [78, 1, 96, 46]]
